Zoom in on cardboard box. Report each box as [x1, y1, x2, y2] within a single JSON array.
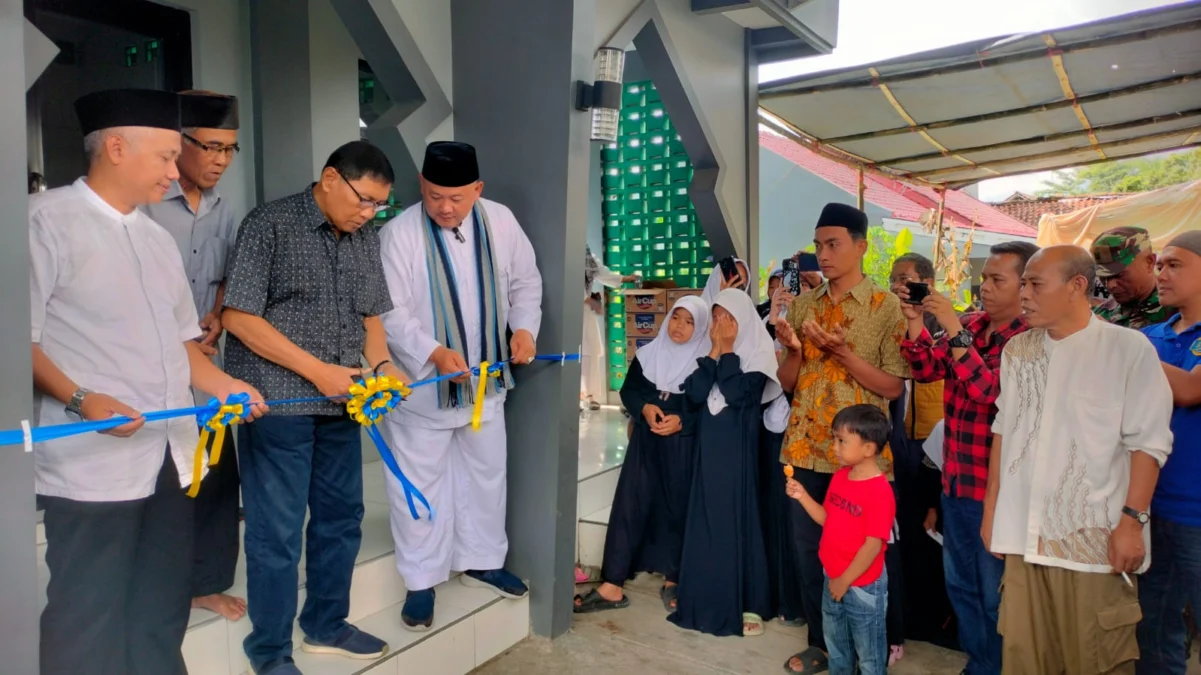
[[666, 288, 703, 309], [623, 289, 667, 314], [625, 312, 665, 337], [625, 337, 655, 364]]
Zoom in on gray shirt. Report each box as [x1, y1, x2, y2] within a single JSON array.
[[222, 185, 393, 415], [141, 181, 238, 317]]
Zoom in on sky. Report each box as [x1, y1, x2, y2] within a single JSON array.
[[758, 0, 1188, 201]]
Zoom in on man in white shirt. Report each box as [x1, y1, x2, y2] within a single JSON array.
[[31, 89, 264, 675], [378, 141, 543, 631], [983, 245, 1173, 675]]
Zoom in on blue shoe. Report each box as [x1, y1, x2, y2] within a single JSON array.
[[255, 657, 302, 675], [401, 589, 435, 632], [300, 625, 388, 660], [461, 569, 529, 599]]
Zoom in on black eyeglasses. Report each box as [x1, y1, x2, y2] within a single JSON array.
[[338, 171, 390, 213], [182, 133, 239, 157]]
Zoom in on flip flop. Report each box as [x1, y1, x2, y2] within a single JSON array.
[[783, 646, 829, 673], [659, 584, 679, 612], [743, 612, 765, 637], [573, 588, 629, 614], [574, 565, 601, 584]]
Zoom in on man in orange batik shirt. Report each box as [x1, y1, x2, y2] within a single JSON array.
[[775, 203, 910, 675]]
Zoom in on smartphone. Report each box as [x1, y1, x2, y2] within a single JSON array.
[[718, 256, 739, 283], [904, 281, 930, 305], [781, 258, 801, 296], [796, 252, 820, 273]]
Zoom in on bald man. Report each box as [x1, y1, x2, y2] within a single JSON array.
[[983, 246, 1173, 675]]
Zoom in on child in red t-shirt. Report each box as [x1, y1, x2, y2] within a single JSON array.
[[786, 404, 896, 675]]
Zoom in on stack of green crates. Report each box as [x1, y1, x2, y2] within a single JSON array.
[[601, 80, 712, 391]]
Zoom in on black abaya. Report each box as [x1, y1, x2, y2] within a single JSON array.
[[600, 358, 697, 585], [758, 423, 804, 622], [668, 354, 771, 637]]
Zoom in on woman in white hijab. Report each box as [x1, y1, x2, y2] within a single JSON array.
[[668, 289, 777, 638], [700, 257, 750, 306], [574, 296, 711, 615]]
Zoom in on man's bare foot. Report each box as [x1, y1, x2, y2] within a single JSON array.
[[192, 593, 247, 621]]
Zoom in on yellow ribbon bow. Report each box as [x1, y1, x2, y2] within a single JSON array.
[[188, 397, 247, 498], [471, 362, 504, 431], [346, 375, 412, 428]]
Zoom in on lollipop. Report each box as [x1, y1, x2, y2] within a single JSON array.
[[783, 465, 794, 478]]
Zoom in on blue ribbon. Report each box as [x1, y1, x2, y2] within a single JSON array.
[[0, 353, 581, 521]]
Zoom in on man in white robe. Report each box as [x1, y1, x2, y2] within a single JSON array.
[[378, 141, 543, 630]]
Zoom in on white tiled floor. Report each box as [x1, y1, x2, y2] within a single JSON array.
[[33, 415, 626, 674]]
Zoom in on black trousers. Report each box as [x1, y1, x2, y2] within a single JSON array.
[[40, 451, 194, 675], [190, 436, 240, 597], [788, 468, 833, 653]]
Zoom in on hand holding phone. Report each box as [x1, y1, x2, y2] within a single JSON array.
[[782, 258, 801, 296]]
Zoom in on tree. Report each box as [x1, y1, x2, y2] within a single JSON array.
[[1038, 148, 1201, 196]]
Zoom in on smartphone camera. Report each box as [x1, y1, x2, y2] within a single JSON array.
[[904, 281, 930, 305], [781, 258, 801, 296]]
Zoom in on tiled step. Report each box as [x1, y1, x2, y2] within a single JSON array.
[[577, 506, 611, 568], [34, 458, 530, 675]]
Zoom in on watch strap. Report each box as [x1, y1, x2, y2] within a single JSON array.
[[66, 387, 90, 417], [947, 330, 974, 348], [1121, 505, 1149, 524]]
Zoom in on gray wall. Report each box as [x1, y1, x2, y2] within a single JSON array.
[[758, 145, 890, 265], [2, 1, 39, 671], [451, 0, 593, 639]]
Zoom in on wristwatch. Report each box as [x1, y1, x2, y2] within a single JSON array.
[[1122, 506, 1150, 526], [65, 387, 91, 420], [946, 330, 974, 349]]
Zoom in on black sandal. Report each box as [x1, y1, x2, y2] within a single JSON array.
[[573, 588, 629, 614], [783, 646, 829, 673], [659, 584, 679, 612]]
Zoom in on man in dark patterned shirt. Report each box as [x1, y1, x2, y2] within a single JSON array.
[[1091, 226, 1170, 329], [898, 240, 1037, 675], [222, 141, 406, 675]]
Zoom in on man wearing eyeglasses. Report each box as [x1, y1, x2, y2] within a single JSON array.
[[141, 90, 247, 625], [221, 140, 407, 675]]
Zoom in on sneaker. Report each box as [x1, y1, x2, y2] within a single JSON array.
[[461, 568, 529, 599], [300, 625, 388, 660], [256, 657, 302, 674], [401, 588, 435, 632]]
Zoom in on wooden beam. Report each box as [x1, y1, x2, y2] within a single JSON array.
[[1042, 34, 1106, 160], [867, 66, 976, 168], [945, 140, 1201, 190], [905, 124, 1201, 179], [875, 108, 1201, 165], [808, 70, 1201, 146], [760, 19, 1201, 98]]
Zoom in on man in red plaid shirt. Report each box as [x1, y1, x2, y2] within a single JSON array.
[[896, 241, 1037, 675]]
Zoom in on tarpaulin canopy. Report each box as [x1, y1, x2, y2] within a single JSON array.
[[1036, 179, 1201, 248], [758, 1, 1201, 189]]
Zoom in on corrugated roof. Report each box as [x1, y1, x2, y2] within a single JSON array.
[[761, 130, 1037, 237], [990, 194, 1135, 226], [758, 2, 1201, 189]]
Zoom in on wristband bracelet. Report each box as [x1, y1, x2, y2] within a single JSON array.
[[372, 359, 392, 374]]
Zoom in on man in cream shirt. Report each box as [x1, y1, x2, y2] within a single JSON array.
[[31, 89, 264, 675], [983, 245, 1173, 675]]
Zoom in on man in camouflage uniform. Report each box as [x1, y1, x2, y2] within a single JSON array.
[[1091, 226, 1171, 329]]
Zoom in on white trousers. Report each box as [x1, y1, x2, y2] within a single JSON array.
[[381, 416, 509, 591], [581, 305, 608, 402]]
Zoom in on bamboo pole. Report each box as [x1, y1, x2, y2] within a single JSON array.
[[856, 167, 865, 210], [933, 189, 947, 271], [906, 123, 1201, 179], [799, 70, 1200, 146], [875, 108, 1201, 165], [759, 20, 1201, 99]]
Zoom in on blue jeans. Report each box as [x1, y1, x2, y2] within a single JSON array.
[[823, 569, 888, 675], [1137, 516, 1201, 675], [238, 415, 364, 671], [942, 493, 1003, 675]]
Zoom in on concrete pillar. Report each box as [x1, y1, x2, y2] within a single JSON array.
[[451, 0, 594, 639], [1, 0, 40, 671]]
